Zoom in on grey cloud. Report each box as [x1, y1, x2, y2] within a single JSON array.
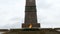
[[0, 17, 24, 29], [0, 22, 21, 29]]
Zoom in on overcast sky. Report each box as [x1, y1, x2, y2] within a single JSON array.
[[0, 0, 60, 29]]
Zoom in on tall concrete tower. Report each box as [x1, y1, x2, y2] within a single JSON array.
[[22, 0, 40, 28]]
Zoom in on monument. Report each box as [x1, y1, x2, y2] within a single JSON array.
[[22, 0, 40, 28]]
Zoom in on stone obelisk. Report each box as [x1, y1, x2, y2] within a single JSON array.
[[22, 0, 40, 28]]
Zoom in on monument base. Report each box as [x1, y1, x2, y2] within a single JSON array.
[[22, 23, 40, 28], [3, 28, 60, 34]]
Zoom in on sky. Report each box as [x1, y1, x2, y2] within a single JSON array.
[[0, 0, 60, 29]]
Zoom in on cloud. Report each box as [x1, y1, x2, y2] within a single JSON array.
[[0, 17, 24, 29], [0, 0, 60, 28], [0, 0, 25, 28], [37, 0, 60, 28]]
